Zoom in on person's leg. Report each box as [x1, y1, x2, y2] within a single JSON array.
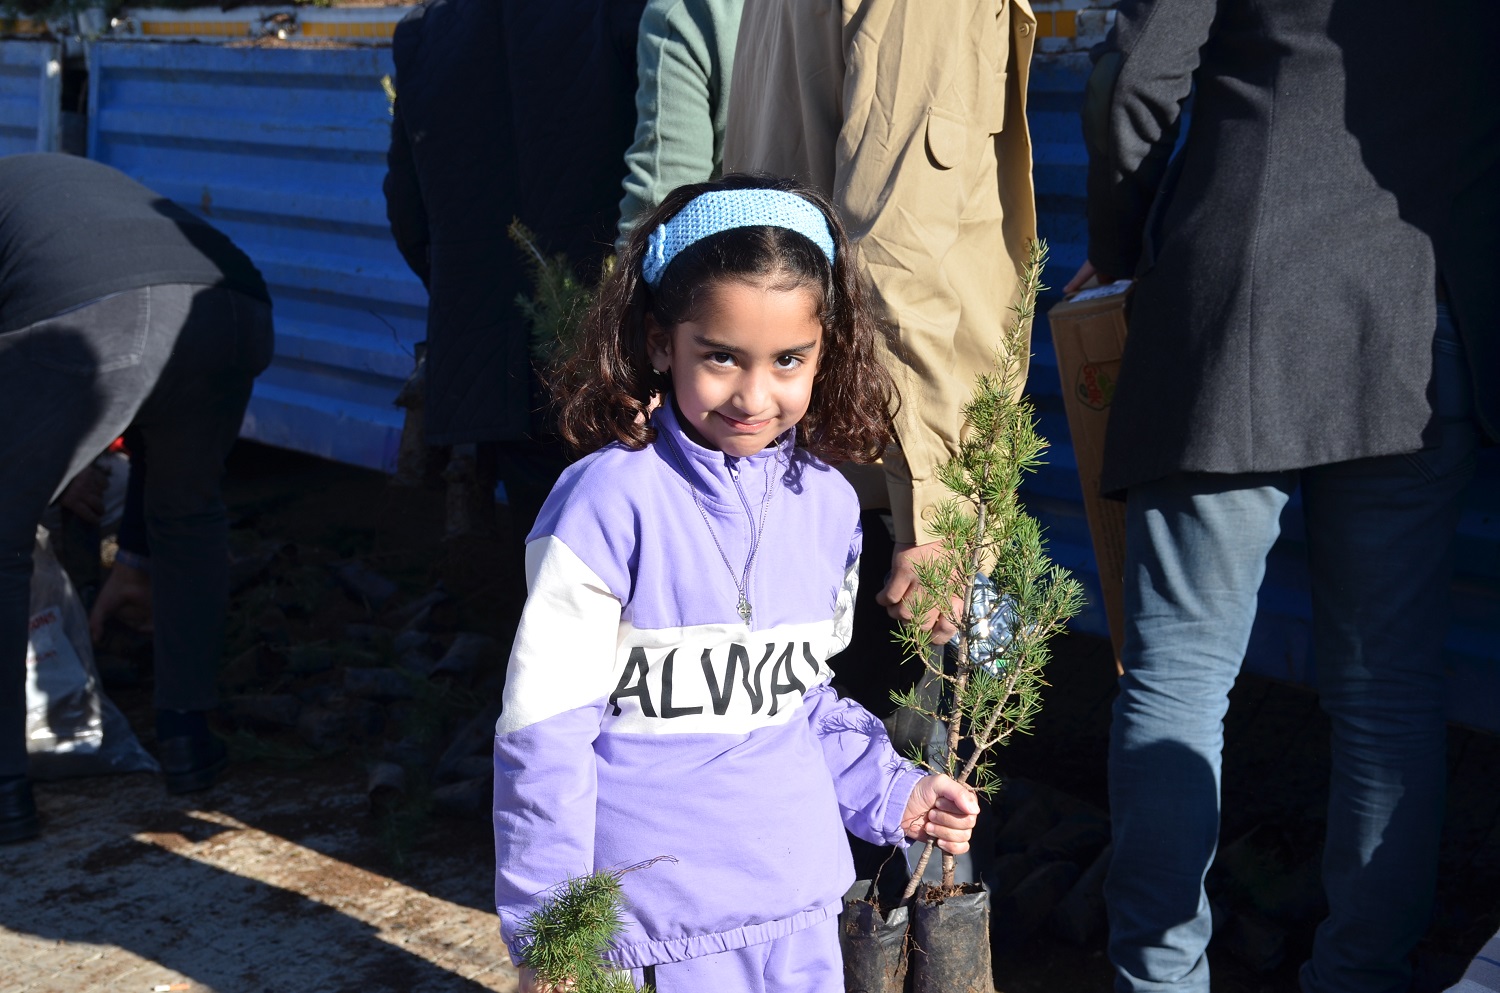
[[129, 286, 272, 753], [0, 290, 158, 834], [1299, 304, 1479, 993], [762, 916, 843, 993], [630, 939, 770, 992], [630, 917, 843, 993], [1105, 472, 1294, 993]]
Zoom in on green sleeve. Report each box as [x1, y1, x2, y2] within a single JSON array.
[[616, 0, 744, 245]]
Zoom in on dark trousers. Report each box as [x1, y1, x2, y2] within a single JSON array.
[[0, 284, 273, 777]]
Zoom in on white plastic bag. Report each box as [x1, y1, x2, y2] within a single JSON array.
[[26, 527, 158, 779]]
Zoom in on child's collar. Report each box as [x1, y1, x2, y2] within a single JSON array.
[[653, 397, 794, 474]]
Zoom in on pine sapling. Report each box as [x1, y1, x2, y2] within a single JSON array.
[[507, 220, 610, 368], [515, 858, 674, 993], [892, 239, 1086, 902]]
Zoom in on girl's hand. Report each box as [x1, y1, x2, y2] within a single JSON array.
[[900, 774, 980, 854], [519, 967, 576, 993]]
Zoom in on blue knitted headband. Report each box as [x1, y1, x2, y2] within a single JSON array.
[[641, 189, 837, 288]]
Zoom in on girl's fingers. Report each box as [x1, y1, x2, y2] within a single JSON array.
[[931, 793, 972, 813], [924, 815, 974, 839], [936, 838, 971, 855], [929, 780, 980, 815], [926, 808, 977, 831]]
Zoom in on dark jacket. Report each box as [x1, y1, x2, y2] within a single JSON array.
[[387, 0, 525, 445], [385, 0, 644, 445], [0, 154, 266, 336], [1083, 0, 1497, 495], [502, 0, 647, 272]]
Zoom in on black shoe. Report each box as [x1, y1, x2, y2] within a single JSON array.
[[0, 777, 38, 843], [158, 734, 229, 795]]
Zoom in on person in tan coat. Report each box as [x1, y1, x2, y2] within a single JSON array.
[[723, 0, 1037, 646]]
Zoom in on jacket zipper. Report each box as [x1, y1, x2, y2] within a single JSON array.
[[725, 455, 763, 600]]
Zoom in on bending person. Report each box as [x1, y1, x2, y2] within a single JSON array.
[[0, 154, 273, 842]]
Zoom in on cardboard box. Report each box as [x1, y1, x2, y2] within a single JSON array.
[[1046, 280, 1131, 673]]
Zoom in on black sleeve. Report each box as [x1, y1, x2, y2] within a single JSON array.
[[1083, 0, 1215, 278], [384, 96, 432, 289]]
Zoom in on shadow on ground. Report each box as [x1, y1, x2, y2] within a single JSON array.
[[1, 767, 514, 993]]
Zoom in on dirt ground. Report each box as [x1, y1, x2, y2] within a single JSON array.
[[5, 441, 1496, 993], [1, 771, 516, 993]]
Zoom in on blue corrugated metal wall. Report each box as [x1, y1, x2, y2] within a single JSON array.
[[0, 40, 59, 155], [1022, 58, 1500, 732], [85, 42, 424, 471]]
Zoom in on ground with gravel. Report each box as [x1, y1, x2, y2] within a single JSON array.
[[2, 769, 515, 993]]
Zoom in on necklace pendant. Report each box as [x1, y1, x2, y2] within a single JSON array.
[[737, 595, 752, 624]]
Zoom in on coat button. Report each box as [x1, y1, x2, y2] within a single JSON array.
[[1018, 20, 1031, 36]]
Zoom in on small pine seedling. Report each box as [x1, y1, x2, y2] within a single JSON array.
[[893, 239, 1087, 901], [508, 220, 610, 368], [516, 859, 674, 993]]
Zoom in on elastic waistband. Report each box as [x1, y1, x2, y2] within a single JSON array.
[[603, 901, 841, 970]]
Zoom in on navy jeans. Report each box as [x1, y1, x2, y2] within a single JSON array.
[[0, 283, 273, 778], [1105, 305, 1478, 993]]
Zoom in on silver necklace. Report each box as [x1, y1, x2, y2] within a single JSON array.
[[661, 432, 777, 624]]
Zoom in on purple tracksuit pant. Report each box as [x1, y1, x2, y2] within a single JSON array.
[[630, 917, 842, 992]]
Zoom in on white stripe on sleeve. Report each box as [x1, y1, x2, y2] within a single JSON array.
[[495, 535, 622, 736]]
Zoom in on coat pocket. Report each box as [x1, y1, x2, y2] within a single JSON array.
[[924, 107, 967, 170]]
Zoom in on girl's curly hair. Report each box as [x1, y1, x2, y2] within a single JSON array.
[[549, 174, 897, 465]]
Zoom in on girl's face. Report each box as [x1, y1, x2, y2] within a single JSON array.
[[648, 279, 823, 457]]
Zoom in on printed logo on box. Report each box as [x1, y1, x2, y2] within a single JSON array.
[[1075, 361, 1119, 410]]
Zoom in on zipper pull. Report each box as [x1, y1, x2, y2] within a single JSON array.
[[726, 456, 740, 479]]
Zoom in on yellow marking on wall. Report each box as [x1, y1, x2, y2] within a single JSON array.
[[1034, 10, 1079, 37], [301, 20, 396, 39], [140, 20, 249, 37]]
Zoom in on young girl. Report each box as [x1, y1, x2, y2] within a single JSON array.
[[494, 175, 979, 993]]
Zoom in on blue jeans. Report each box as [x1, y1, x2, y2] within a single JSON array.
[[0, 284, 273, 778], [1105, 305, 1478, 993]]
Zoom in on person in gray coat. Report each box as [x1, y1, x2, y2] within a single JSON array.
[[1069, 0, 1498, 990]]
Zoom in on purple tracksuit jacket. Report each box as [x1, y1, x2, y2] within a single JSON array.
[[493, 401, 924, 971]]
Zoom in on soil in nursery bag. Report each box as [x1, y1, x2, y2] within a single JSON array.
[[909, 882, 992, 993], [841, 881, 909, 993]]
